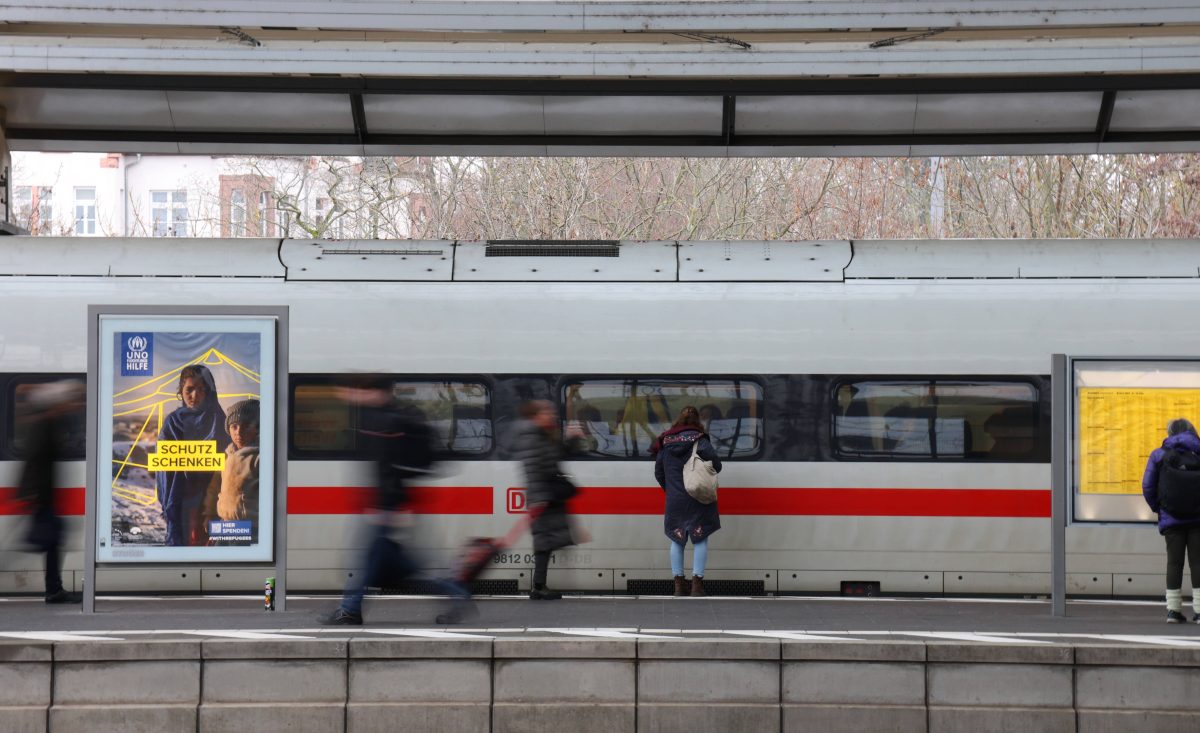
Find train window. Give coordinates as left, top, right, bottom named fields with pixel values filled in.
left=291, top=378, right=492, bottom=458
left=6, top=377, right=86, bottom=460
left=562, top=378, right=763, bottom=459
left=292, top=383, right=357, bottom=455
left=393, top=381, right=492, bottom=455
left=833, top=379, right=1038, bottom=460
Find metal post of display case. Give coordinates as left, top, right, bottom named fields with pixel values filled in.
left=1051, top=353, right=1068, bottom=617
left=84, top=306, right=100, bottom=613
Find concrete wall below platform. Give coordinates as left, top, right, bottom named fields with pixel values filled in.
left=2, top=637, right=1200, bottom=732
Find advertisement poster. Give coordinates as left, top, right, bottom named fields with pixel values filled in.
left=96, top=316, right=276, bottom=563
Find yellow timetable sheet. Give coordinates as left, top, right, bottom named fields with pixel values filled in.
left=1079, top=388, right=1200, bottom=494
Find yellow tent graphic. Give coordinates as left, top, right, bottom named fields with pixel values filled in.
left=111, top=348, right=259, bottom=506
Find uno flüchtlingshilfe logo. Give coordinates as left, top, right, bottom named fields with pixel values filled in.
left=120, top=332, right=153, bottom=376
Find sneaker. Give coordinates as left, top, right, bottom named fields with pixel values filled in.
left=529, top=587, right=562, bottom=601
left=1167, top=610, right=1187, bottom=623
left=44, top=590, right=81, bottom=604
left=317, top=607, right=363, bottom=626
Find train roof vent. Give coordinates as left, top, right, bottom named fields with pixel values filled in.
left=281, top=239, right=452, bottom=281
left=485, top=240, right=620, bottom=257
left=319, top=246, right=443, bottom=257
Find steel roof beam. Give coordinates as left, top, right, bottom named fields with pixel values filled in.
left=10, top=72, right=1200, bottom=96
left=4, top=1, right=1200, bottom=33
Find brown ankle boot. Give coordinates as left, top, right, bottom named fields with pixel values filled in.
left=691, top=576, right=706, bottom=597
left=673, top=576, right=688, bottom=597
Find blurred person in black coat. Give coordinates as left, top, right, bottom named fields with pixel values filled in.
left=17, top=380, right=85, bottom=604
left=318, top=377, right=439, bottom=625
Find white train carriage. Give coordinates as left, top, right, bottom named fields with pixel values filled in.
left=0, top=236, right=1196, bottom=596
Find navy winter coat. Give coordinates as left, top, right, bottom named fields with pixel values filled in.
left=653, top=427, right=722, bottom=545
left=1142, top=431, right=1200, bottom=533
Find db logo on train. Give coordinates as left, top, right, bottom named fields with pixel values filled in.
left=506, top=488, right=528, bottom=514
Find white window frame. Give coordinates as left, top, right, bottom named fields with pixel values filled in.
left=258, top=191, right=270, bottom=237
left=230, top=189, right=246, bottom=237
left=74, top=187, right=97, bottom=235
left=151, top=190, right=188, bottom=237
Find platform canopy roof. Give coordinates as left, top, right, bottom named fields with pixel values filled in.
left=4, top=1, right=1200, bottom=156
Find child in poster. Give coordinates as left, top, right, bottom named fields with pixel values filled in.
left=156, top=364, right=232, bottom=546
left=206, top=399, right=261, bottom=543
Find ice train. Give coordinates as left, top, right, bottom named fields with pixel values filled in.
left=0, top=236, right=1197, bottom=596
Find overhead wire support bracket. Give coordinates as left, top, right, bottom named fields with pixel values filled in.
left=219, top=26, right=262, bottom=47
left=671, top=32, right=751, bottom=50
left=870, top=29, right=946, bottom=49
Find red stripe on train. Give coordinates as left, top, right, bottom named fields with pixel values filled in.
left=568, top=487, right=1050, bottom=517
left=0, top=486, right=1049, bottom=518
left=287, top=486, right=493, bottom=515
left=0, top=487, right=85, bottom=516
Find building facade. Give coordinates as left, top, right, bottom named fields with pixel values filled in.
left=9, top=152, right=423, bottom=239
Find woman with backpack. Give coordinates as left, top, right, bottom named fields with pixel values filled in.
left=1142, top=418, right=1200, bottom=623
left=652, top=405, right=722, bottom=597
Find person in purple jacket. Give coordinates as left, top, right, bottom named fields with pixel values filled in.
left=1142, top=418, right=1200, bottom=623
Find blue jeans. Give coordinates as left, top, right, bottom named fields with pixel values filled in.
left=670, top=537, right=709, bottom=577
left=341, top=521, right=468, bottom=616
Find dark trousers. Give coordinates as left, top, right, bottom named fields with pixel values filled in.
left=1164, top=526, right=1200, bottom=590
left=32, top=509, right=64, bottom=597
left=43, top=543, right=63, bottom=597
left=533, top=551, right=551, bottom=587
left=340, top=519, right=465, bottom=616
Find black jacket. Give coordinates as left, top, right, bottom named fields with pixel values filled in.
left=359, top=404, right=436, bottom=512
left=17, top=413, right=66, bottom=550
left=515, top=421, right=584, bottom=553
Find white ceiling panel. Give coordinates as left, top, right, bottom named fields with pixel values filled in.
left=908, top=142, right=1101, bottom=156
left=542, top=96, right=722, bottom=135
left=0, top=88, right=173, bottom=129
left=365, top=95, right=545, bottom=134
left=1109, top=90, right=1200, bottom=131
left=737, top=95, right=918, bottom=135
left=914, top=92, right=1104, bottom=133
left=164, top=92, right=354, bottom=133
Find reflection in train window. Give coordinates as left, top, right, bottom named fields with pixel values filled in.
left=392, top=381, right=492, bottom=455
left=562, top=378, right=763, bottom=459
left=292, top=383, right=356, bottom=455
left=834, top=380, right=1038, bottom=460
left=7, top=378, right=87, bottom=460
left=291, top=379, right=492, bottom=457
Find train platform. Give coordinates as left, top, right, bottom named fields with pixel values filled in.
left=0, top=593, right=1195, bottom=644
left=3, top=595, right=1200, bottom=732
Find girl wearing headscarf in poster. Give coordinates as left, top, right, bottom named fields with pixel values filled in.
left=156, top=364, right=231, bottom=546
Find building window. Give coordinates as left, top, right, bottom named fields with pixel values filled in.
left=230, top=189, right=246, bottom=237
left=74, top=187, right=97, bottom=235
left=561, top=377, right=764, bottom=459
left=258, top=191, right=271, bottom=237
left=14, top=186, right=33, bottom=227
left=277, top=205, right=290, bottom=238
left=151, top=190, right=188, bottom=237
left=833, top=379, right=1039, bottom=460
left=17, top=186, right=55, bottom=234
